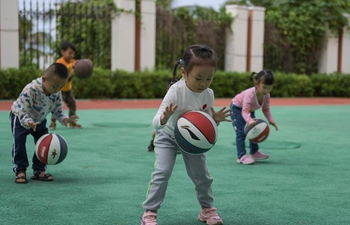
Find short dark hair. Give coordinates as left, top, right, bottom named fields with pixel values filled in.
left=45, top=63, right=69, bottom=79
left=250, top=70, right=275, bottom=85
left=171, top=44, right=217, bottom=83
left=61, top=41, right=75, bottom=52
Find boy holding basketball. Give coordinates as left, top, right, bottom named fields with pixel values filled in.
left=49, top=41, right=82, bottom=129
left=10, top=63, right=79, bottom=183
left=230, top=70, right=278, bottom=165
left=141, top=45, right=231, bottom=225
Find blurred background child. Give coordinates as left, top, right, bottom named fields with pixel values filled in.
left=50, top=41, right=82, bottom=129
left=230, top=70, right=278, bottom=165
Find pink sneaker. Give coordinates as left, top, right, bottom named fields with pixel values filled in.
left=237, top=155, right=255, bottom=165
left=198, top=207, right=223, bottom=225
left=141, top=211, right=158, bottom=225
left=251, top=151, right=269, bottom=160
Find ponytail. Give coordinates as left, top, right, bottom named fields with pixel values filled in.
left=251, top=70, right=275, bottom=85
left=168, top=59, right=182, bottom=89
left=250, top=72, right=257, bottom=82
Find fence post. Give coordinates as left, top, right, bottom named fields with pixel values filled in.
left=140, top=0, right=156, bottom=71
left=112, top=0, right=136, bottom=72
left=248, top=6, right=265, bottom=73
left=225, top=5, right=248, bottom=72
left=0, top=0, right=19, bottom=69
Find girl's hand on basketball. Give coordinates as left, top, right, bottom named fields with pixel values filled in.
left=247, top=119, right=257, bottom=127
left=26, top=121, right=40, bottom=132
left=210, top=107, right=232, bottom=124
left=160, top=103, right=178, bottom=125
left=63, top=116, right=79, bottom=127
left=269, top=121, right=278, bottom=131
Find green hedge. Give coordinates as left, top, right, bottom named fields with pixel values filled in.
left=1, top=68, right=350, bottom=99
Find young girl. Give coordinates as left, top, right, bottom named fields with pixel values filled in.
left=230, top=70, right=278, bottom=165
left=141, top=45, right=231, bottom=225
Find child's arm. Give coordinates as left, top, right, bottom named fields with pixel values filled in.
left=262, top=95, right=278, bottom=130
left=241, top=93, right=256, bottom=125
left=210, top=107, right=232, bottom=124
left=152, top=87, right=177, bottom=129
left=16, top=88, right=36, bottom=129
left=52, top=92, right=69, bottom=126
left=207, top=93, right=231, bottom=124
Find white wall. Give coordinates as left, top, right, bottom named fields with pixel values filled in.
left=341, top=13, right=350, bottom=74
left=318, top=13, right=350, bottom=74
left=0, top=0, right=19, bottom=68
left=112, top=0, right=136, bottom=72
left=140, top=0, right=156, bottom=71
left=225, top=5, right=248, bottom=72
left=249, top=6, right=265, bottom=73
left=318, top=31, right=339, bottom=74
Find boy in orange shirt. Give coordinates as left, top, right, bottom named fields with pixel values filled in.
left=49, top=41, right=82, bottom=129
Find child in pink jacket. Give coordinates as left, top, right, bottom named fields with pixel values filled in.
left=230, top=70, right=278, bottom=165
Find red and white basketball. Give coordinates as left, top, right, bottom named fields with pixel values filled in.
left=174, top=111, right=218, bottom=154
left=35, top=133, right=68, bottom=165
left=244, top=118, right=270, bottom=144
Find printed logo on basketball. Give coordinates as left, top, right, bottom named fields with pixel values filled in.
left=41, top=147, right=46, bottom=158
left=180, top=125, right=200, bottom=141
left=51, top=149, right=58, bottom=159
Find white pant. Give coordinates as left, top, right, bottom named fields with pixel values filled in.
left=142, top=130, right=214, bottom=211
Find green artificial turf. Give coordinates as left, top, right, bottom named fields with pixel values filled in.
left=0, top=105, right=349, bottom=225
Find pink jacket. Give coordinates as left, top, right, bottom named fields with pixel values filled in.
left=231, top=87, right=274, bottom=125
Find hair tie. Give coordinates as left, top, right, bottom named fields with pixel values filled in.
left=179, top=59, right=183, bottom=65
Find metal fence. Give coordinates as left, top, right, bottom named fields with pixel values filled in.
left=18, top=0, right=115, bottom=70
left=155, top=6, right=232, bottom=71
left=18, top=1, right=232, bottom=71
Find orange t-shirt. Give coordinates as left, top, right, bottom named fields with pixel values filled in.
left=56, top=57, right=76, bottom=92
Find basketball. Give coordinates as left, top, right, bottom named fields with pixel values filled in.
left=74, top=59, right=93, bottom=78
left=174, top=111, right=218, bottom=154
left=35, top=133, right=68, bottom=165
left=244, top=118, right=270, bottom=144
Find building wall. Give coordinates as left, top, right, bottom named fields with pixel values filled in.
left=0, top=0, right=19, bottom=68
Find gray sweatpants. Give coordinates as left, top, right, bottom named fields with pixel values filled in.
left=142, top=130, right=214, bottom=211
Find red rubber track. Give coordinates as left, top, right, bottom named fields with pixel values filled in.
left=1, top=98, right=349, bottom=111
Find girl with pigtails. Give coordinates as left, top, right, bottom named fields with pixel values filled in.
left=230, top=70, right=278, bottom=165
left=141, top=44, right=231, bottom=225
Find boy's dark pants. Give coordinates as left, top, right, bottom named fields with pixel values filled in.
left=230, top=103, right=259, bottom=159
left=10, top=112, right=48, bottom=173
left=52, top=89, right=76, bottom=121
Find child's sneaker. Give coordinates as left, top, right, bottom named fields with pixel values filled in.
left=251, top=151, right=269, bottom=160
left=141, top=211, right=158, bottom=225
left=49, top=121, right=56, bottom=130
left=237, top=155, right=255, bottom=165
left=198, top=207, right=223, bottom=225
left=69, top=121, right=82, bottom=129
left=147, top=140, right=155, bottom=152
